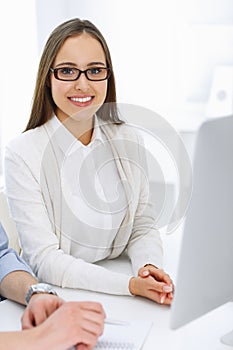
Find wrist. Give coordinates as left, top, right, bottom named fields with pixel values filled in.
left=25, top=283, right=58, bottom=305
left=129, top=277, right=136, bottom=295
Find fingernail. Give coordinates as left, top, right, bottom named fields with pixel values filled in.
left=142, top=270, right=149, bottom=276
left=160, top=295, right=166, bottom=304
left=163, top=285, right=173, bottom=293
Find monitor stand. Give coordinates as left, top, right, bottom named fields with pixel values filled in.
left=221, top=330, right=233, bottom=346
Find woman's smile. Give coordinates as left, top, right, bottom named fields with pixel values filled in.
left=68, top=94, right=94, bottom=107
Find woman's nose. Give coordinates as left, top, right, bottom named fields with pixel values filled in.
left=74, top=72, right=90, bottom=91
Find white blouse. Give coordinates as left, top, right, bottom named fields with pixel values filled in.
left=48, top=116, right=127, bottom=262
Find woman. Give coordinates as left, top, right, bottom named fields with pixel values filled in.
left=4, top=18, right=173, bottom=304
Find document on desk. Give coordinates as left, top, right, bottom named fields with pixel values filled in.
left=94, top=320, right=153, bottom=349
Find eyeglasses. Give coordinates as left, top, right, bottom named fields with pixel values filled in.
left=50, top=67, right=111, bottom=82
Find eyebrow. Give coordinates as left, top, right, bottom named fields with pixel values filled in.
left=55, top=61, right=106, bottom=68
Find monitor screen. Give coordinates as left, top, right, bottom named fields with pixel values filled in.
left=170, top=115, right=233, bottom=346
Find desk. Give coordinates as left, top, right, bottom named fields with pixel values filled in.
left=0, top=292, right=233, bottom=349
left=0, top=228, right=233, bottom=349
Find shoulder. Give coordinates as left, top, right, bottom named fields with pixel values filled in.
left=5, top=125, right=49, bottom=159
left=101, top=121, right=143, bottom=143
left=6, top=126, right=46, bottom=149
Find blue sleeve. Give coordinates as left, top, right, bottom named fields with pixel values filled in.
left=0, top=222, right=33, bottom=284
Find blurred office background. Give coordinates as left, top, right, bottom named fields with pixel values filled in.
left=1, top=0, right=233, bottom=178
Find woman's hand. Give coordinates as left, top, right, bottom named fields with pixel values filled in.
left=129, top=265, right=174, bottom=305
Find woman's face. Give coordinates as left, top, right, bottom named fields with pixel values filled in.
left=50, top=33, right=108, bottom=123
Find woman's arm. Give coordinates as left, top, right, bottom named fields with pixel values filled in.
left=124, top=133, right=174, bottom=303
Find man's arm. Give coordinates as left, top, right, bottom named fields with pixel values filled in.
left=0, top=270, right=38, bottom=305
left=0, top=222, right=37, bottom=304
left=0, top=222, right=63, bottom=327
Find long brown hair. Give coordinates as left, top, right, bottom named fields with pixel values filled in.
left=25, top=18, right=123, bottom=131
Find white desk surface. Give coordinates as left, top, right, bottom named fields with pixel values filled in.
left=0, top=227, right=233, bottom=349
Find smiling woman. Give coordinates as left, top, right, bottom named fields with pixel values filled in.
left=4, top=18, right=174, bottom=305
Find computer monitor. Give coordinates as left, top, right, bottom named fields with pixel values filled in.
left=170, top=115, right=233, bottom=346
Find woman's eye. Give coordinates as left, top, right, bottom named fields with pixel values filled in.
left=89, top=68, right=102, bottom=75
left=60, top=67, right=75, bottom=75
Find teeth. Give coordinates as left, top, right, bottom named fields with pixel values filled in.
left=70, top=97, right=92, bottom=103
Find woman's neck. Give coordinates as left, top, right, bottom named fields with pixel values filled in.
left=59, top=114, right=94, bottom=145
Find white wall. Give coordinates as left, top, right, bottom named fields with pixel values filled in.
left=0, top=0, right=38, bottom=173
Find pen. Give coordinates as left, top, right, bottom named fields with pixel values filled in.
left=105, top=318, right=130, bottom=326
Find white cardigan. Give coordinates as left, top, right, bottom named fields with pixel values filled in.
left=4, top=117, right=163, bottom=295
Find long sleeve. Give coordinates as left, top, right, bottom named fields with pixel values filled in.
left=0, top=222, right=32, bottom=283
left=4, top=146, right=132, bottom=295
